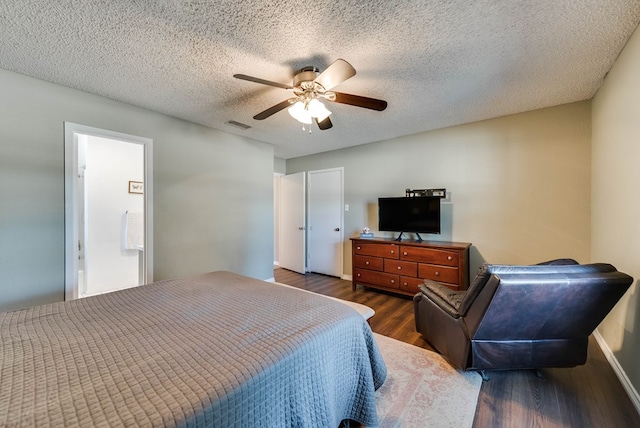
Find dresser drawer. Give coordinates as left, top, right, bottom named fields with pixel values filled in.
left=353, top=269, right=400, bottom=289
left=400, top=246, right=459, bottom=266
left=418, top=264, right=459, bottom=285
left=384, top=259, right=418, bottom=277
left=399, top=276, right=424, bottom=294
left=354, top=255, right=384, bottom=271
left=353, top=242, right=399, bottom=259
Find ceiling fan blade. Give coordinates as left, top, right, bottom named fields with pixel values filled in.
left=315, top=116, right=333, bottom=130
left=314, top=59, right=356, bottom=91
left=331, top=92, right=388, bottom=111
left=234, top=74, right=293, bottom=90
left=253, top=98, right=296, bottom=120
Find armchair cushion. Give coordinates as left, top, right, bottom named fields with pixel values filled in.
left=419, top=280, right=465, bottom=318
left=457, top=264, right=491, bottom=315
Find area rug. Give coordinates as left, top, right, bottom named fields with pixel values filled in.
left=372, top=333, right=482, bottom=428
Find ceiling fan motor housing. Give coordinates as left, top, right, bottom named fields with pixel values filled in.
left=293, top=66, right=320, bottom=87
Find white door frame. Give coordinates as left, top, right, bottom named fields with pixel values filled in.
left=64, top=123, right=153, bottom=300
left=273, top=172, right=284, bottom=267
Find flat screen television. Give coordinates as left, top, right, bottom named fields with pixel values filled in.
left=378, top=196, right=441, bottom=239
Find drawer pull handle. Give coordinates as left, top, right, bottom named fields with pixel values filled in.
left=357, top=273, right=361, bottom=277
left=403, top=252, right=408, bottom=256
left=435, top=272, right=440, bottom=276
left=397, top=266, right=402, bottom=270
left=357, top=246, right=361, bottom=250
left=390, top=250, right=395, bottom=254
left=390, top=280, right=395, bottom=284
left=365, top=261, right=370, bottom=265
left=447, top=256, right=453, bottom=261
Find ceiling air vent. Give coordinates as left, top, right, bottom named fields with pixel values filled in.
left=226, top=120, right=251, bottom=130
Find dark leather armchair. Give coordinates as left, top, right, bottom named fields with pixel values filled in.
left=413, top=259, right=633, bottom=373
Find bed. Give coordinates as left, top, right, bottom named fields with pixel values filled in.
left=0, top=271, right=386, bottom=427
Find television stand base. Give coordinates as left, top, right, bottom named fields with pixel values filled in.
left=394, top=231, right=424, bottom=242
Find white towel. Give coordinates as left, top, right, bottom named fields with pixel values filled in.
left=124, top=212, right=144, bottom=250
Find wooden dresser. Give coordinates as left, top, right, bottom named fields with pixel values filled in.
left=351, top=237, right=471, bottom=296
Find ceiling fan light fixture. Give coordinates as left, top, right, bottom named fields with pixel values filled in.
left=308, top=98, right=332, bottom=121
left=288, top=101, right=312, bottom=124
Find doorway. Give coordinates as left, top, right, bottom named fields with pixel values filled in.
left=308, top=168, right=344, bottom=277
left=64, top=123, right=153, bottom=300
left=275, top=168, right=344, bottom=278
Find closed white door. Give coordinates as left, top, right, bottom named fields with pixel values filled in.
left=308, top=168, right=343, bottom=277
left=279, top=172, right=306, bottom=274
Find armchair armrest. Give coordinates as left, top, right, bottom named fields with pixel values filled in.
left=414, top=280, right=475, bottom=369
left=418, top=280, right=466, bottom=318
left=536, top=258, right=579, bottom=265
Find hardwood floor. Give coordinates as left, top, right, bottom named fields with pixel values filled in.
left=274, top=268, right=640, bottom=428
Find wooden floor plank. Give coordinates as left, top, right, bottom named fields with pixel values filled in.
left=273, top=268, right=640, bottom=428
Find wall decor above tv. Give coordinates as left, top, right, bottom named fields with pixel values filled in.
left=405, top=188, right=446, bottom=198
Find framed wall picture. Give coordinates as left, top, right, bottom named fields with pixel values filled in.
left=128, top=181, right=144, bottom=194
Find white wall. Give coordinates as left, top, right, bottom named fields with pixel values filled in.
left=287, top=101, right=592, bottom=275
left=592, top=22, right=640, bottom=404
left=0, top=68, right=274, bottom=312
left=274, top=157, right=286, bottom=174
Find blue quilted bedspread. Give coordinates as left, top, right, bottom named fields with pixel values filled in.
left=0, top=271, right=387, bottom=427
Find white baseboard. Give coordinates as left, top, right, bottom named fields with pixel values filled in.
left=342, top=274, right=352, bottom=281
left=593, top=328, right=640, bottom=415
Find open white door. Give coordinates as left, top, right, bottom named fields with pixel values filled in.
left=64, top=123, right=153, bottom=300
left=308, top=168, right=343, bottom=277
left=279, top=172, right=306, bottom=274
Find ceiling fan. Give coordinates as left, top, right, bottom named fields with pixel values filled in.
left=234, top=59, right=387, bottom=130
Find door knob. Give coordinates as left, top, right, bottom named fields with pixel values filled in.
left=298, top=226, right=305, bottom=230
left=334, top=227, right=340, bottom=231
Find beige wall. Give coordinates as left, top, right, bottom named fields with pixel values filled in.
left=592, top=23, right=640, bottom=401
left=287, top=101, right=592, bottom=275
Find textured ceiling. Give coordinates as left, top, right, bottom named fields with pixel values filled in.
left=1, top=1, right=639, bottom=159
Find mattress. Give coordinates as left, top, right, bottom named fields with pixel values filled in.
left=0, top=271, right=386, bottom=427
